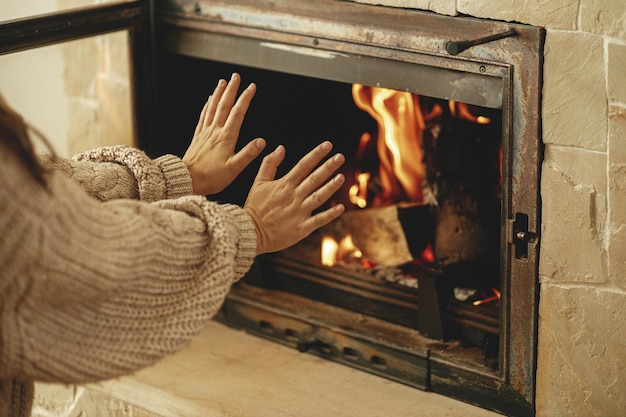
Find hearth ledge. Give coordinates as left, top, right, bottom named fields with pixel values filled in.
left=82, top=321, right=503, bottom=417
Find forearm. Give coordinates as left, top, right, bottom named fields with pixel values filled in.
left=39, top=145, right=193, bottom=202
left=1, top=157, right=255, bottom=384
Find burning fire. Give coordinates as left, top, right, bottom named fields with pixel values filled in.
left=350, top=84, right=426, bottom=208
left=323, top=84, right=499, bottom=280
left=448, top=101, right=491, bottom=125
left=321, top=234, right=363, bottom=267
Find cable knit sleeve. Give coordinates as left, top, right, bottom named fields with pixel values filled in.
left=39, top=145, right=193, bottom=202
left=0, top=141, right=256, bottom=385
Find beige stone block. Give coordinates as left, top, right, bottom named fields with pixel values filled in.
left=609, top=106, right=626, bottom=220
left=608, top=42, right=626, bottom=104
left=347, top=0, right=457, bottom=16
left=69, top=388, right=161, bottom=417
left=580, top=0, right=626, bottom=40
left=539, top=145, right=607, bottom=283
left=457, top=0, right=577, bottom=29
left=536, top=285, right=626, bottom=417
left=61, top=37, right=99, bottom=98
left=65, top=75, right=133, bottom=155
left=542, top=31, right=607, bottom=152
left=66, top=98, right=100, bottom=155
left=95, top=74, right=134, bottom=148
left=609, top=105, right=626, bottom=163
left=104, top=30, right=131, bottom=80
left=32, top=383, right=85, bottom=417
left=608, top=106, right=626, bottom=287
left=609, top=226, right=626, bottom=289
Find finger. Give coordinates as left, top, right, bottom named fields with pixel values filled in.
left=299, top=152, right=345, bottom=197
left=227, top=138, right=267, bottom=175
left=193, top=95, right=212, bottom=137
left=303, top=172, right=345, bottom=212
left=224, top=82, right=256, bottom=134
left=283, top=141, right=334, bottom=186
left=252, top=145, right=285, bottom=185
left=204, top=79, right=227, bottom=128
left=214, top=73, right=242, bottom=126
left=302, top=204, right=346, bottom=233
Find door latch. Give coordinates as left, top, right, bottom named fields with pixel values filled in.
left=507, top=212, right=537, bottom=259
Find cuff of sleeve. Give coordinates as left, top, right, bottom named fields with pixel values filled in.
left=222, top=204, right=258, bottom=279
left=155, top=154, right=194, bottom=199
left=73, top=145, right=166, bottom=202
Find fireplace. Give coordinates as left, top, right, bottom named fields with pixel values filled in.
left=151, top=1, right=543, bottom=416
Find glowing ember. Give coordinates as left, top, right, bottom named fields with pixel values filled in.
left=421, top=245, right=435, bottom=263
left=472, top=288, right=501, bottom=306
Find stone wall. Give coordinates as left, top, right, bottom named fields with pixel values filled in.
left=354, top=1, right=626, bottom=416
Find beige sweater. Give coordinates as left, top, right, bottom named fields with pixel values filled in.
left=0, top=142, right=257, bottom=417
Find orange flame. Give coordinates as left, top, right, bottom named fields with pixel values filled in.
left=348, top=172, right=371, bottom=208
left=352, top=84, right=425, bottom=207
left=449, top=101, right=491, bottom=125
left=321, top=235, right=363, bottom=267
left=321, top=236, right=339, bottom=266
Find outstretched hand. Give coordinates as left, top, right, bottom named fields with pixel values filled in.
left=183, top=73, right=266, bottom=195
left=244, top=141, right=346, bottom=255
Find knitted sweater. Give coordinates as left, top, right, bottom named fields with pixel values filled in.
left=0, top=143, right=257, bottom=417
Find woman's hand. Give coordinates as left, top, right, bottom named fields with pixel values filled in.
left=244, top=141, right=346, bottom=255
left=183, top=73, right=266, bottom=195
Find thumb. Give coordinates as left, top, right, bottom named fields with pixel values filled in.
left=253, top=145, right=285, bottom=184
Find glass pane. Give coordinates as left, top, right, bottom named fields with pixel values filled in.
left=1, top=0, right=122, bottom=23
left=0, top=30, right=134, bottom=158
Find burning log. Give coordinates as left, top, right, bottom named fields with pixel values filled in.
left=423, top=101, right=502, bottom=265
left=322, top=202, right=434, bottom=267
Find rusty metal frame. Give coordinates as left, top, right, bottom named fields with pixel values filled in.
left=154, top=1, right=544, bottom=415
left=0, top=0, right=157, bottom=145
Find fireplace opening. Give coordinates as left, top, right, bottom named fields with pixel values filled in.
left=152, top=2, right=543, bottom=415
left=161, top=51, right=504, bottom=398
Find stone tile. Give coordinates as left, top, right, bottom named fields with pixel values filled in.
left=60, top=37, right=99, bottom=98
left=457, top=0, right=578, bottom=29
left=104, top=30, right=131, bottom=80
left=542, top=31, right=607, bottom=152
left=609, top=226, right=626, bottom=290
left=32, top=384, right=84, bottom=417
left=66, top=98, right=100, bottom=156
left=348, top=0, right=457, bottom=16
left=609, top=106, right=626, bottom=226
left=608, top=42, right=626, bottom=104
left=608, top=106, right=626, bottom=288
left=580, top=0, right=626, bottom=40
left=539, top=145, right=607, bottom=284
left=94, top=74, right=134, bottom=148
left=69, top=389, right=154, bottom=417
left=536, top=285, right=626, bottom=417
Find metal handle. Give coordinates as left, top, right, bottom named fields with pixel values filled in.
left=446, top=28, right=517, bottom=55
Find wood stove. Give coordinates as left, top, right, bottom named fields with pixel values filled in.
left=151, top=1, right=543, bottom=416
